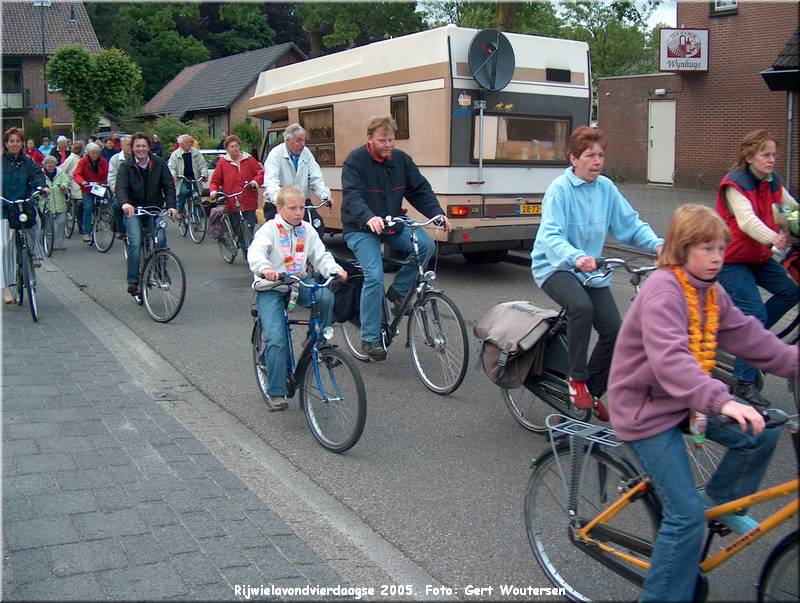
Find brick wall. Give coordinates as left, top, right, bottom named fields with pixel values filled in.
left=22, top=58, right=74, bottom=127
left=599, top=0, right=800, bottom=192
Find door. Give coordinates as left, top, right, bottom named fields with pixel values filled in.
left=647, top=100, right=676, bottom=184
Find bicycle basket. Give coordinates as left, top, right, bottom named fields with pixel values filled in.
left=331, top=255, right=364, bottom=324
left=7, top=200, right=37, bottom=230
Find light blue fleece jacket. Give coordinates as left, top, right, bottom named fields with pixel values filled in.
left=531, top=167, right=663, bottom=287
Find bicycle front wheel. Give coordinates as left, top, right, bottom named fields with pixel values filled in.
left=241, top=220, right=253, bottom=263
left=217, top=216, right=237, bottom=263
left=340, top=319, right=369, bottom=362
left=407, top=292, right=468, bottom=395
left=21, top=249, right=38, bottom=322
left=65, top=200, right=76, bottom=238
left=93, top=206, right=115, bottom=252
left=43, top=213, right=54, bottom=257
left=141, top=250, right=186, bottom=322
left=300, top=346, right=367, bottom=453
left=758, top=530, right=798, bottom=602
left=526, top=446, right=660, bottom=602
left=188, top=198, right=207, bottom=244
left=251, top=320, right=272, bottom=404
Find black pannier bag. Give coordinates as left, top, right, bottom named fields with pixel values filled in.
left=7, top=199, right=37, bottom=230
left=331, top=255, right=364, bottom=324
left=474, top=301, right=558, bottom=389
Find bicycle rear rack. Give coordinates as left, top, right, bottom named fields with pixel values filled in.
left=546, top=414, right=621, bottom=448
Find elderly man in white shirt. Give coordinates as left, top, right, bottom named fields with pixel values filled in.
left=262, top=123, right=330, bottom=236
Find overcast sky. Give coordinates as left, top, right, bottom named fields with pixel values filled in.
left=648, top=0, right=677, bottom=28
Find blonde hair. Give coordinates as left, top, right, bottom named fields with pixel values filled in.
left=366, top=115, right=398, bottom=136
left=657, top=204, right=731, bottom=268
left=275, top=185, right=304, bottom=208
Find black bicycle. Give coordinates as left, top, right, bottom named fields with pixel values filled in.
left=127, top=206, right=186, bottom=323
left=340, top=214, right=469, bottom=395
left=87, top=182, right=115, bottom=253
left=38, top=193, right=56, bottom=257
left=176, top=175, right=208, bottom=244
left=251, top=274, right=367, bottom=452
left=2, top=190, right=45, bottom=321
left=64, top=189, right=79, bottom=239
left=213, top=182, right=257, bottom=264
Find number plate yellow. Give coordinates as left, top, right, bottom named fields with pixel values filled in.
left=519, top=204, right=542, bottom=215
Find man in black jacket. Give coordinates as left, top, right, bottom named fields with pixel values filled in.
left=116, top=132, right=177, bottom=297
left=341, top=115, right=450, bottom=360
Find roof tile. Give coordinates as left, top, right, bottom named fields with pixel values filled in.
left=773, top=30, right=799, bottom=70
left=1, top=1, right=101, bottom=55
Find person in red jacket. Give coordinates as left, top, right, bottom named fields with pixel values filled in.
left=72, top=141, right=109, bottom=242
left=209, top=135, right=264, bottom=253
left=24, top=139, right=45, bottom=166
left=716, top=129, right=798, bottom=407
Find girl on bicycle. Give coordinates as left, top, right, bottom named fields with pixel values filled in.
left=248, top=185, right=347, bottom=411
left=41, top=155, right=71, bottom=251
left=608, top=204, right=798, bottom=602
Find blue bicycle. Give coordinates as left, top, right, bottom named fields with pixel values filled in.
left=251, top=274, right=367, bottom=453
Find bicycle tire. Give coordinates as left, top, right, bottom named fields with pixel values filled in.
left=21, top=249, right=38, bottom=322
left=300, top=346, right=367, bottom=453
left=251, top=321, right=272, bottom=404
left=501, top=386, right=553, bottom=433
left=188, top=198, right=207, bottom=244
left=776, top=313, right=799, bottom=345
left=92, top=206, right=115, bottom=252
left=407, top=291, right=468, bottom=395
left=177, top=215, right=188, bottom=237
left=15, top=250, right=24, bottom=306
left=757, top=530, right=798, bottom=602
left=65, top=199, right=76, bottom=238
left=241, top=220, right=253, bottom=263
left=217, top=215, right=238, bottom=263
left=340, top=319, right=369, bottom=362
left=43, top=212, right=54, bottom=257
left=526, top=445, right=661, bottom=602
left=141, top=250, right=185, bottom=322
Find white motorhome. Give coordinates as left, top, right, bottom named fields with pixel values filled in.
left=249, top=25, right=591, bottom=263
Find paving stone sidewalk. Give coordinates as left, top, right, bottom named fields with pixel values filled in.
left=1, top=292, right=345, bottom=600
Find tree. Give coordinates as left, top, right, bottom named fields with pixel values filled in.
left=209, top=3, right=275, bottom=55
left=152, top=115, right=216, bottom=151
left=418, top=1, right=561, bottom=37
left=47, top=45, right=143, bottom=135
left=232, top=121, right=263, bottom=150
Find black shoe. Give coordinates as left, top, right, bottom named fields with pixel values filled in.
left=734, top=381, right=771, bottom=408
left=127, top=284, right=140, bottom=297
left=360, top=340, right=387, bottom=361
left=386, top=286, right=412, bottom=316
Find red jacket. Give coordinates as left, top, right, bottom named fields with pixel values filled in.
left=25, top=148, right=45, bottom=166
left=72, top=154, right=109, bottom=195
left=210, top=153, right=264, bottom=212
left=716, top=168, right=782, bottom=265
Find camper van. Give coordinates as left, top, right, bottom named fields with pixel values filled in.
left=249, top=25, right=591, bottom=263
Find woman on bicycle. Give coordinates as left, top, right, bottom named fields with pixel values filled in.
left=210, top=135, right=263, bottom=251
left=41, top=156, right=71, bottom=251
left=248, top=185, right=347, bottom=411
left=24, top=138, right=45, bottom=166
left=531, top=126, right=663, bottom=420
left=72, top=141, right=109, bottom=243
left=608, top=204, right=798, bottom=602
left=2, top=128, right=46, bottom=303
left=716, top=129, right=799, bottom=408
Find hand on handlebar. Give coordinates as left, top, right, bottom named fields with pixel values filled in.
left=367, top=216, right=385, bottom=235
left=772, top=231, right=789, bottom=250
left=336, top=268, right=348, bottom=281
left=122, top=203, right=135, bottom=217
left=720, top=399, right=765, bottom=435
left=434, top=214, right=452, bottom=232
left=574, top=256, right=597, bottom=273
left=261, top=268, right=282, bottom=281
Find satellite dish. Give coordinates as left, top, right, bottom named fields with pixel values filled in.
left=468, top=29, right=515, bottom=91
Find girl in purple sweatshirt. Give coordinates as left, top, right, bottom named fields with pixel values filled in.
left=608, top=204, right=797, bottom=602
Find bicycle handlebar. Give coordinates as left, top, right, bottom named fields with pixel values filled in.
left=277, top=273, right=338, bottom=288
left=1, top=188, right=45, bottom=206
left=132, top=206, right=172, bottom=219
left=305, top=198, right=332, bottom=210
left=176, top=175, right=204, bottom=182
left=212, top=181, right=255, bottom=201
left=384, top=214, right=446, bottom=228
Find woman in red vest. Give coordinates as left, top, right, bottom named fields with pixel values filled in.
left=716, top=129, right=798, bottom=407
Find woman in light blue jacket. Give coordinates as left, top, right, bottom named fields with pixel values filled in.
left=531, top=126, right=663, bottom=419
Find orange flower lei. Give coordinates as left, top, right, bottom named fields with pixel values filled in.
left=671, top=266, right=719, bottom=374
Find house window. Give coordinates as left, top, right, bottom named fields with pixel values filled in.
left=710, top=0, right=737, bottom=16
left=390, top=95, right=409, bottom=139
left=472, top=115, right=571, bottom=163
left=2, top=64, right=23, bottom=110
left=300, top=106, right=334, bottom=143
left=307, top=144, right=334, bottom=166
left=208, top=115, right=224, bottom=139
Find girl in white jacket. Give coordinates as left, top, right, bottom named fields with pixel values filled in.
left=248, top=185, right=346, bottom=411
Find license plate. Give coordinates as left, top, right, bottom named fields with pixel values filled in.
left=519, top=203, right=542, bottom=215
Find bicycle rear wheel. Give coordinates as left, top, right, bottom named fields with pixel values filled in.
left=407, top=291, right=468, bottom=395
left=188, top=198, right=207, bottom=243
left=141, top=250, right=185, bottom=322
left=15, top=250, right=24, bottom=306
left=525, top=445, right=660, bottom=602
left=340, top=319, right=369, bottom=362
left=300, top=346, right=367, bottom=453
left=177, top=215, right=188, bottom=237
left=93, top=206, right=115, bottom=252
left=757, top=530, right=798, bottom=602
left=251, top=320, right=272, bottom=403
left=501, top=386, right=553, bottom=433
left=217, top=216, right=237, bottom=263
left=21, top=249, right=38, bottom=322
left=65, top=199, right=76, bottom=238
left=43, top=213, right=54, bottom=257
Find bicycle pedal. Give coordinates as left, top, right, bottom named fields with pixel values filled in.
left=707, top=519, right=731, bottom=536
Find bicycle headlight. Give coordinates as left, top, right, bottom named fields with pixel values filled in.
left=19, top=214, right=28, bottom=223
left=323, top=326, right=335, bottom=340
left=423, top=270, right=436, bottom=282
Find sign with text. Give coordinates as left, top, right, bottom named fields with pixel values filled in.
left=659, top=28, right=709, bottom=72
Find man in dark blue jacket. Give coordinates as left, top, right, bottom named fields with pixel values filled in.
left=341, top=115, right=450, bottom=360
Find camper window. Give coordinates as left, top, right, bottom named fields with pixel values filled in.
left=472, top=115, right=571, bottom=164
left=390, top=95, right=409, bottom=139
left=300, top=106, right=334, bottom=143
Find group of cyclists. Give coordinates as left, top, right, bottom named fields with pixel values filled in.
left=3, top=116, right=798, bottom=600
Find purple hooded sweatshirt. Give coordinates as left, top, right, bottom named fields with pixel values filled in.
left=609, top=268, right=798, bottom=442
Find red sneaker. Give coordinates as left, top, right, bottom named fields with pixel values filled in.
left=593, top=398, right=609, bottom=422
left=568, top=379, right=594, bottom=409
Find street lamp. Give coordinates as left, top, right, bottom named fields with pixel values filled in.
left=33, top=0, right=51, bottom=137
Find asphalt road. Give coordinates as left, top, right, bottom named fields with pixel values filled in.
left=40, top=227, right=798, bottom=601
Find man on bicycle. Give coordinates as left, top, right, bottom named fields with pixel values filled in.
left=167, top=134, right=208, bottom=221
left=116, top=132, right=177, bottom=298
left=263, top=123, right=331, bottom=227
left=341, top=115, right=451, bottom=361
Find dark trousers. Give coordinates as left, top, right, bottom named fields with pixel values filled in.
left=541, top=270, right=622, bottom=396
left=229, top=210, right=257, bottom=251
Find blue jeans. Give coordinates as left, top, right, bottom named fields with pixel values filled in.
left=256, top=279, right=334, bottom=397
left=718, top=260, right=798, bottom=382
left=176, top=181, right=191, bottom=215
left=344, top=228, right=435, bottom=343
left=125, top=215, right=166, bottom=285
left=628, top=412, right=780, bottom=601
left=81, top=193, right=94, bottom=235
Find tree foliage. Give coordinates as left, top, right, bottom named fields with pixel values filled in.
left=47, top=45, right=142, bottom=132
left=232, top=121, right=263, bottom=150
left=151, top=115, right=216, bottom=151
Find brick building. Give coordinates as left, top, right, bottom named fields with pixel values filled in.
left=598, top=0, right=799, bottom=193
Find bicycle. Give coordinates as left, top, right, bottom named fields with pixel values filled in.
left=2, top=190, right=45, bottom=321
left=525, top=410, right=798, bottom=602
left=87, top=182, right=116, bottom=253
left=38, top=193, right=55, bottom=257
left=251, top=274, right=367, bottom=452
left=126, top=206, right=186, bottom=323
left=339, top=214, right=469, bottom=395
left=64, top=189, right=79, bottom=239
left=175, top=175, right=208, bottom=243
left=212, top=182, right=257, bottom=264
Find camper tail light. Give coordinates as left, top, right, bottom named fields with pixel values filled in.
left=448, top=205, right=479, bottom=218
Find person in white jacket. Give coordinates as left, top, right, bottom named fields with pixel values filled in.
left=107, top=135, right=132, bottom=239
left=167, top=135, right=209, bottom=219
left=248, top=185, right=346, bottom=411
left=262, top=124, right=331, bottom=228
